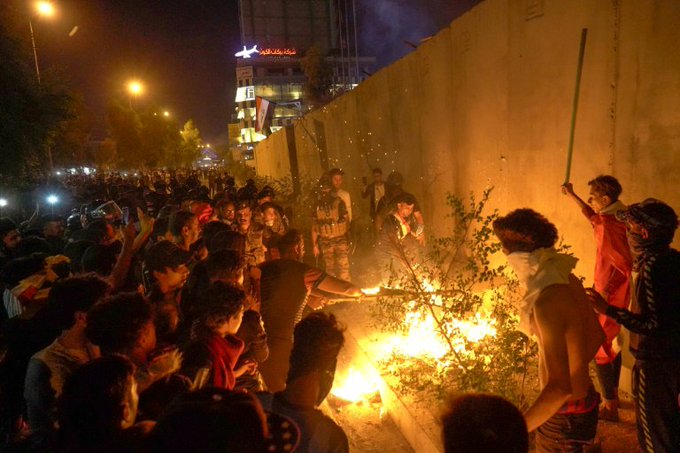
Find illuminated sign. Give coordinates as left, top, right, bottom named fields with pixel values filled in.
left=259, top=48, right=297, bottom=56
left=235, top=45, right=259, bottom=58
left=235, top=45, right=298, bottom=59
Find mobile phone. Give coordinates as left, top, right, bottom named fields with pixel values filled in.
left=122, top=206, right=130, bottom=225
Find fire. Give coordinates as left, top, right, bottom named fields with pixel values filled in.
left=380, top=310, right=450, bottom=359
left=377, top=285, right=498, bottom=362
left=361, top=286, right=381, bottom=296
left=331, top=366, right=381, bottom=403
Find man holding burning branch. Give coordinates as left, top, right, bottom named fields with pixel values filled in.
left=493, top=209, right=604, bottom=451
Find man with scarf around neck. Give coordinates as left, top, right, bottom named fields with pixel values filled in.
left=562, top=175, right=632, bottom=422
left=493, top=209, right=604, bottom=452
left=587, top=199, right=680, bottom=453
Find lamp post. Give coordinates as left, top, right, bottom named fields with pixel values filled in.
left=30, top=1, right=56, bottom=175
left=29, top=1, right=55, bottom=84
left=127, top=80, right=144, bottom=109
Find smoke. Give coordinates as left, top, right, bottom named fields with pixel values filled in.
left=357, top=0, right=481, bottom=70
left=359, top=0, right=436, bottom=68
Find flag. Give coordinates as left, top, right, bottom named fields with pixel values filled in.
left=255, top=96, right=274, bottom=133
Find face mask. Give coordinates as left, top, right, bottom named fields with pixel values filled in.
left=505, top=251, right=539, bottom=287
left=316, top=358, right=337, bottom=406
left=627, top=230, right=668, bottom=256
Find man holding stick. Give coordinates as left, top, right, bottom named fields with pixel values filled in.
left=493, top=209, right=604, bottom=451
left=562, top=176, right=632, bottom=421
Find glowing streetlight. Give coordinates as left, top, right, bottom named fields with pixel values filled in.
left=29, top=1, right=57, bottom=176
left=35, top=1, right=56, bottom=17
left=163, top=111, right=170, bottom=117
left=0, top=198, right=7, bottom=208
left=127, top=80, right=144, bottom=108
left=46, top=195, right=59, bottom=205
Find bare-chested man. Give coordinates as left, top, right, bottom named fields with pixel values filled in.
left=493, top=209, right=604, bottom=452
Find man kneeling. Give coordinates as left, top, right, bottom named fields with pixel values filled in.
left=493, top=209, right=604, bottom=452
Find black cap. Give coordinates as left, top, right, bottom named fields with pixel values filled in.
left=145, top=240, right=193, bottom=273
left=616, top=198, right=679, bottom=233
left=328, top=168, right=344, bottom=177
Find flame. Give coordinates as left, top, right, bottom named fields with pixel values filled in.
left=331, top=367, right=381, bottom=403
left=377, top=284, right=498, bottom=362
left=361, top=287, right=381, bottom=296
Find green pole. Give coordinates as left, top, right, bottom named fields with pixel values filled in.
left=564, top=28, right=588, bottom=185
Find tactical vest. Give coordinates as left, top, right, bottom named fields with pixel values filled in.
left=315, top=198, right=348, bottom=238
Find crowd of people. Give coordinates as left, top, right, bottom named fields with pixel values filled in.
left=0, top=166, right=429, bottom=453
left=0, top=166, right=678, bottom=453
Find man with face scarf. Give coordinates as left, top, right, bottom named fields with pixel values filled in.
left=587, top=198, right=680, bottom=453
left=258, top=312, right=349, bottom=453
left=493, top=209, right=604, bottom=451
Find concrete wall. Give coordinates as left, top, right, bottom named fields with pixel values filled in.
left=253, top=0, right=680, bottom=281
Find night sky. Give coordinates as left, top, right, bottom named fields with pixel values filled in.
left=35, top=0, right=481, bottom=143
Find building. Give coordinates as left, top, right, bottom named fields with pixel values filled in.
left=232, top=0, right=374, bottom=163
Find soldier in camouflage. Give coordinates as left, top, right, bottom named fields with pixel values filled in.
left=234, top=199, right=266, bottom=267
left=312, top=175, right=351, bottom=281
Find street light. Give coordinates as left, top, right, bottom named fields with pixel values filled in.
left=163, top=111, right=170, bottom=117
left=29, top=1, right=57, bottom=175
left=30, top=1, right=56, bottom=85
left=127, top=80, right=144, bottom=108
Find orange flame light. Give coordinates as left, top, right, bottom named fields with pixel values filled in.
left=331, top=367, right=381, bottom=403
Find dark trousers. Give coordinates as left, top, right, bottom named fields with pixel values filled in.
left=595, top=353, right=622, bottom=400
left=535, top=400, right=598, bottom=452
left=632, top=359, right=680, bottom=453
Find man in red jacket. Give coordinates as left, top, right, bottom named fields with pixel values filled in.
left=562, top=175, right=632, bottom=421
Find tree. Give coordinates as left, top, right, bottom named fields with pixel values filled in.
left=300, top=45, right=333, bottom=108
left=139, top=110, right=182, bottom=168
left=171, top=120, right=202, bottom=168
left=105, top=99, right=143, bottom=169
left=0, top=2, right=82, bottom=186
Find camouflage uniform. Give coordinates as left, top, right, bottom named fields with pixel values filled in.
left=314, top=196, right=351, bottom=281
left=242, top=224, right=266, bottom=267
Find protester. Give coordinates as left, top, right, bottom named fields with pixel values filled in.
left=441, top=393, right=528, bottom=453
left=259, top=229, right=362, bottom=392
left=57, top=355, right=151, bottom=452
left=168, top=210, right=200, bottom=252
left=85, top=292, right=181, bottom=392
left=258, top=312, right=349, bottom=453
left=493, top=208, right=604, bottom=451
left=562, top=176, right=632, bottom=421
left=143, top=240, right=192, bottom=345
left=180, top=282, right=255, bottom=390
left=149, top=388, right=277, bottom=453
left=24, top=275, right=109, bottom=438
left=587, top=198, right=680, bottom=453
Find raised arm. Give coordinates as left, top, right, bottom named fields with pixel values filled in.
left=561, top=183, right=595, bottom=218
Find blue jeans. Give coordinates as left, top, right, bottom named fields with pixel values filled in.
left=535, top=391, right=599, bottom=452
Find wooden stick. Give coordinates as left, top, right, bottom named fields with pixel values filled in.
left=564, top=28, right=588, bottom=185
